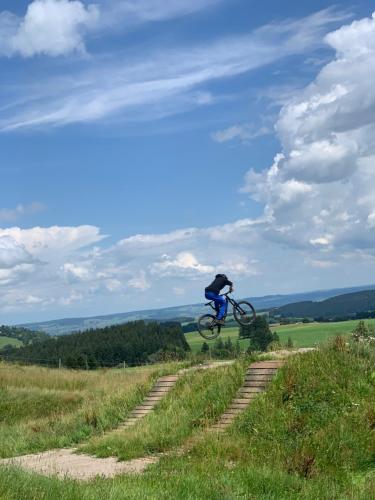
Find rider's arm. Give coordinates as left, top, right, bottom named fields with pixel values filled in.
left=226, top=278, right=233, bottom=291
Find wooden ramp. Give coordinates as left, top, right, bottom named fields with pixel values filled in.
left=111, top=375, right=179, bottom=432
left=211, top=360, right=284, bottom=431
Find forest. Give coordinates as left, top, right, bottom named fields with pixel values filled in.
left=0, top=321, right=190, bottom=369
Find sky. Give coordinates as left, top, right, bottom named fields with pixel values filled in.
left=1, top=0, right=375, bottom=324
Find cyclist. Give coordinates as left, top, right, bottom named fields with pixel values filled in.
left=205, top=274, right=233, bottom=325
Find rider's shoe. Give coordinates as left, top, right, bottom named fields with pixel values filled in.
left=215, top=318, right=225, bottom=326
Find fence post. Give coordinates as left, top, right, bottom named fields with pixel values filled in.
left=59, top=358, right=62, bottom=369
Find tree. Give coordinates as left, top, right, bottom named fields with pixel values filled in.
left=287, top=337, right=294, bottom=348
left=224, top=337, right=234, bottom=353
left=240, top=316, right=278, bottom=352
left=201, top=342, right=210, bottom=354
left=234, top=340, right=241, bottom=357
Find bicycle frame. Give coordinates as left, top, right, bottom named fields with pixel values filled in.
left=206, top=292, right=242, bottom=318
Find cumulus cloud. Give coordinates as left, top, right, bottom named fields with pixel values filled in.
left=150, top=252, right=215, bottom=277
left=242, top=12, right=375, bottom=255
left=0, top=225, right=105, bottom=260
left=0, top=217, right=265, bottom=318
left=0, top=236, right=35, bottom=269
left=0, top=0, right=99, bottom=58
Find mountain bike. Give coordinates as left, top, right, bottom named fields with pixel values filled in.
left=197, top=292, right=256, bottom=340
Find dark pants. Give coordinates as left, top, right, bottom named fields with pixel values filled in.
left=205, top=291, right=227, bottom=320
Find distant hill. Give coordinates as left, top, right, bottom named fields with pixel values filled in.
left=18, top=284, right=375, bottom=336
left=273, top=290, right=375, bottom=319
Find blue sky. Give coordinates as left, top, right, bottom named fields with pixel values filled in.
left=1, top=0, right=375, bottom=324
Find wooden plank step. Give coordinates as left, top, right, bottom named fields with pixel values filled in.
left=130, top=409, right=152, bottom=416
left=148, top=386, right=174, bottom=392
left=247, top=369, right=278, bottom=375
left=133, top=405, right=155, bottom=410
left=244, top=375, right=273, bottom=381
left=222, top=409, right=242, bottom=415
left=229, top=400, right=250, bottom=406
left=148, top=389, right=171, bottom=394
left=153, top=380, right=177, bottom=386
left=232, top=398, right=252, bottom=404
left=242, top=383, right=267, bottom=389
left=239, top=390, right=264, bottom=396
left=157, top=376, right=179, bottom=382
left=218, top=415, right=237, bottom=422
left=228, top=404, right=250, bottom=410
left=143, top=397, right=163, bottom=403
left=250, top=361, right=284, bottom=369
left=243, top=382, right=268, bottom=388
left=238, top=387, right=264, bottom=393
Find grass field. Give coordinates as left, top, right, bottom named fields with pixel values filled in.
left=0, top=360, right=188, bottom=459
left=185, top=319, right=375, bottom=352
left=81, top=361, right=244, bottom=460
left=0, top=336, right=22, bottom=350
left=0, top=345, right=374, bottom=499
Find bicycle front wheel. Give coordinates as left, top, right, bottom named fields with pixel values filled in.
left=233, top=301, right=256, bottom=326
left=197, top=314, right=221, bottom=340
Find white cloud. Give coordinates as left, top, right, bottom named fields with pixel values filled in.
left=62, top=262, right=91, bottom=282
left=150, top=252, right=215, bottom=277
left=0, top=202, right=45, bottom=222
left=242, top=12, right=375, bottom=255
left=211, top=124, right=270, bottom=143
left=1, top=0, right=99, bottom=58
left=0, top=8, right=346, bottom=131
left=103, top=0, right=223, bottom=25
left=0, top=236, right=35, bottom=269
left=128, top=271, right=151, bottom=291
left=0, top=225, right=105, bottom=260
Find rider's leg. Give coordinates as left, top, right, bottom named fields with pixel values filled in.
left=205, top=291, right=227, bottom=320
left=216, top=295, right=227, bottom=320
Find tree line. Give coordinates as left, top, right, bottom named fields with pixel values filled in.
left=0, top=321, right=190, bottom=369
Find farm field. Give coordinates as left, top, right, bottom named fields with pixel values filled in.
left=185, top=318, right=375, bottom=352
left=0, top=336, right=22, bottom=350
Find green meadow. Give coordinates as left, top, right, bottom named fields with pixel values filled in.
left=185, top=319, right=375, bottom=352
left=0, top=336, right=22, bottom=350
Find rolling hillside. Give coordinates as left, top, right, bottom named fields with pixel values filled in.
left=274, top=289, right=375, bottom=319
left=19, top=283, right=375, bottom=336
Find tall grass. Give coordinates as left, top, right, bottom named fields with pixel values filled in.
left=81, top=361, right=245, bottom=460
left=0, top=361, right=188, bottom=458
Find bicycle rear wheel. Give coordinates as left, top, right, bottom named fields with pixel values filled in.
left=233, top=301, right=256, bottom=326
left=197, top=314, right=221, bottom=340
